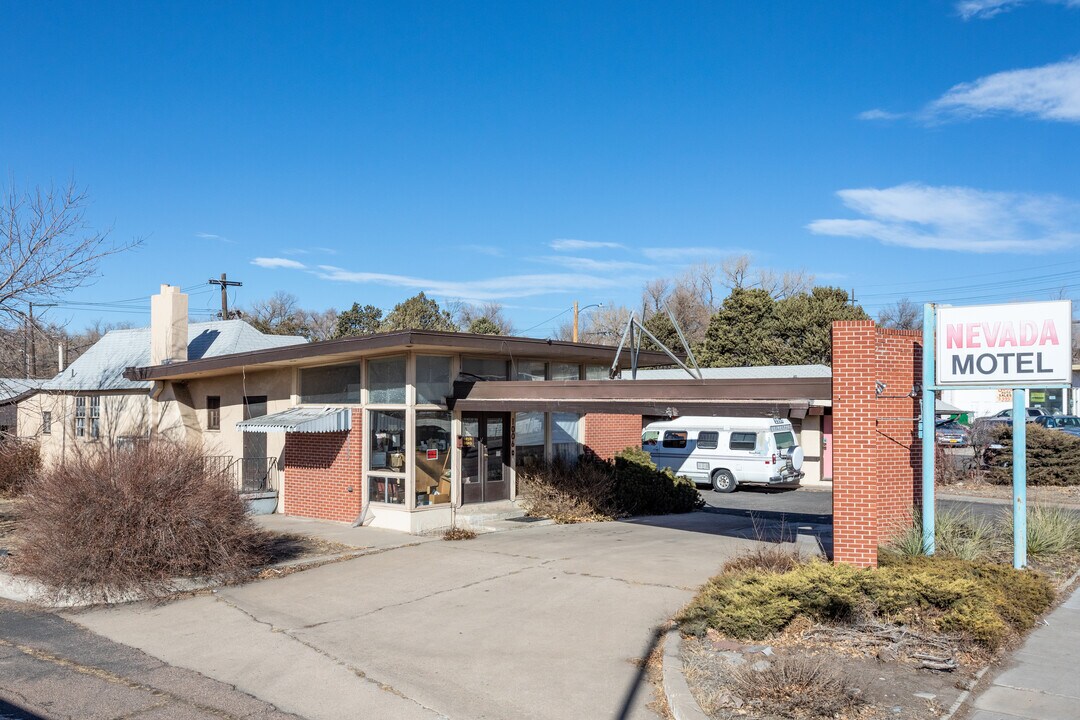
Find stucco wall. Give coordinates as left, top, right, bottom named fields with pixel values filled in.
left=18, top=391, right=151, bottom=465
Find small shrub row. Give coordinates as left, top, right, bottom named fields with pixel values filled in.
left=0, top=439, right=41, bottom=497
left=986, top=424, right=1080, bottom=486
left=14, top=440, right=269, bottom=600
left=678, top=554, right=1054, bottom=650
left=519, top=447, right=703, bottom=522
left=885, top=505, right=1080, bottom=561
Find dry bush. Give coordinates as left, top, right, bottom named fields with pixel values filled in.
left=730, top=656, right=863, bottom=719
left=443, top=526, right=477, bottom=541
left=518, top=457, right=619, bottom=523
left=0, top=439, right=40, bottom=497
left=13, top=441, right=269, bottom=600
left=723, top=544, right=802, bottom=574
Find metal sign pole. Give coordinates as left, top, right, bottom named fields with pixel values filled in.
left=921, top=303, right=936, bottom=554
left=1012, top=388, right=1028, bottom=569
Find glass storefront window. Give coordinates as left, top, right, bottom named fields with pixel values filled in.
left=551, top=363, right=580, bottom=381
left=416, top=411, right=453, bottom=506
left=515, top=411, right=545, bottom=468
left=369, top=356, right=406, bottom=404
left=369, top=475, right=404, bottom=504
left=416, top=356, right=452, bottom=405
left=300, top=364, right=361, bottom=404
left=461, top=357, right=508, bottom=381
left=369, top=410, right=406, bottom=471
left=1029, top=388, right=1065, bottom=416
left=585, top=364, right=610, bottom=380
left=552, top=412, right=583, bottom=462
left=515, top=360, right=546, bottom=381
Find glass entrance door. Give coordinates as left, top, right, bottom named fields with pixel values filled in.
left=461, top=412, right=510, bottom=504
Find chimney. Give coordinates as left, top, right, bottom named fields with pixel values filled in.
left=150, top=284, right=189, bottom=365
left=57, top=343, right=65, bottom=373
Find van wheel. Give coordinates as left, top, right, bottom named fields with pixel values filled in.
left=711, top=469, right=736, bottom=493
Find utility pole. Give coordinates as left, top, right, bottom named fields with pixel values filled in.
left=208, top=273, right=243, bottom=320
left=23, top=305, right=29, bottom=379
left=28, top=302, right=36, bottom=377
left=572, top=301, right=579, bottom=343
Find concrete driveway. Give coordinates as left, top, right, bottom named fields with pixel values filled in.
left=66, top=513, right=771, bottom=720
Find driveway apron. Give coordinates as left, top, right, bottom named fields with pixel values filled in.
left=68, top=513, right=761, bottom=720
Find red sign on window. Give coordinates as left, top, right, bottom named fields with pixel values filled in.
left=426, top=449, right=438, bottom=460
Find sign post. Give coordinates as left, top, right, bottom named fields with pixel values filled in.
left=927, top=300, right=1072, bottom=569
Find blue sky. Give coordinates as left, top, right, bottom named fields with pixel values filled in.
left=3, top=0, right=1079, bottom=334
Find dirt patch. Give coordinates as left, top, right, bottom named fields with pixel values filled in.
left=682, top=630, right=969, bottom=720
left=941, top=481, right=1080, bottom=505
left=0, top=498, right=20, bottom=570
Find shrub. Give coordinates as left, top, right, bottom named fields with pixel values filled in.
left=723, top=544, right=802, bottom=575
left=986, top=424, right=1080, bottom=486
left=730, top=656, right=864, bottom=719
left=13, top=441, right=269, bottom=600
left=611, top=447, right=704, bottom=516
left=443, top=526, right=477, bottom=541
left=0, top=439, right=41, bottom=497
left=519, top=448, right=703, bottom=523
left=518, top=457, right=619, bottom=523
left=678, top=554, right=1054, bottom=651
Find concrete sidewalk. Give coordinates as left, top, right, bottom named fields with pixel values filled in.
left=965, top=582, right=1080, bottom=720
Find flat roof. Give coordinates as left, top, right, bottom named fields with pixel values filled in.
left=123, top=330, right=677, bottom=382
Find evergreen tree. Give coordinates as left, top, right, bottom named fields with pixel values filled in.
left=698, top=288, right=788, bottom=366
left=333, top=303, right=383, bottom=338
left=381, top=292, right=458, bottom=332
left=467, top=316, right=503, bottom=335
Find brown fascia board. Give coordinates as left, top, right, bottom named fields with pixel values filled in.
left=450, top=377, right=832, bottom=404
left=123, top=330, right=680, bottom=382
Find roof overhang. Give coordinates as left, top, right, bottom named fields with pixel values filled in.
left=237, top=407, right=352, bottom=433
left=448, top=378, right=831, bottom=419
left=124, top=331, right=677, bottom=383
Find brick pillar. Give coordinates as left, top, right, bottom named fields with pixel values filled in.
left=832, top=321, right=879, bottom=567
left=831, top=322, right=923, bottom=567
left=583, top=413, right=643, bottom=461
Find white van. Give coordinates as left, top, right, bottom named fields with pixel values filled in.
left=641, top=417, right=804, bottom=493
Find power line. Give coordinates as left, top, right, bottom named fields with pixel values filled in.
left=520, top=306, right=574, bottom=335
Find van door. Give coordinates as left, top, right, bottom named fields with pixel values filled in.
left=653, top=429, right=690, bottom=474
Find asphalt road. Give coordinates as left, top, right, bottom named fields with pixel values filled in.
left=696, top=484, right=1043, bottom=524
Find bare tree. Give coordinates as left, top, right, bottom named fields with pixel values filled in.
left=555, top=303, right=632, bottom=345
left=244, top=291, right=338, bottom=341
left=456, top=301, right=514, bottom=335
left=878, top=298, right=921, bottom=330
left=1, top=181, right=135, bottom=333
left=720, top=254, right=752, bottom=292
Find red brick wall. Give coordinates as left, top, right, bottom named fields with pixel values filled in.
left=583, top=413, right=643, bottom=461
left=282, top=409, right=363, bottom=523
left=832, top=321, right=922, bottom=567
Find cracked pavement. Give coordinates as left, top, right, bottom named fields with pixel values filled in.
left=64, top=513, right=771, bottom=720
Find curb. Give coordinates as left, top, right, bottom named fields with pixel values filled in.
left=661, top=629, right=710, bottom=720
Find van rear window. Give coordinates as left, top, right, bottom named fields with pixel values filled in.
left=662, top=431, right=687, bottom=449
left=697, top=431, right=719, bottom=450
left=729, top=432, right=757, bottom=451
left=773, top=431, right=795, bottom=449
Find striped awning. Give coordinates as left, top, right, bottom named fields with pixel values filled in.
left=236, top=407, right=352, bottom=434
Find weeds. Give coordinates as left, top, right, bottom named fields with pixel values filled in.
left=1005, top=504, right=1080, bottom=558
left=884, top=507, right=999, bottom=561
left=723, top=544, right=802, bottom=574
left=13, top=440, right=269, bottom=600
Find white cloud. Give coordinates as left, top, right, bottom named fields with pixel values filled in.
left=195, top=232, right=234, bottom=243
left=532, top=255, right=653, bottom=272
left=251, top=257, right=308, bottom=269
left=857, top=108, right=905, bottom=121
left=640, top=246, right=745, bottom=261
left=925, top=55, right=1080, bottom=123
left=312, top=265, right=620, bottom=301
left=807, top=183, right=1080, bottom=253
left=461, top=244, right=505, bottom=257
left=549, top=239, right=624, bottom=251
left=956, top=0, right=1080, bottom=20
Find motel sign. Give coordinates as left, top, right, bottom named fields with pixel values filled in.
left=935, top=301, right=1072, bottom=387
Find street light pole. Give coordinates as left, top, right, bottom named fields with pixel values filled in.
left=572, top=301, right=579, bottom=342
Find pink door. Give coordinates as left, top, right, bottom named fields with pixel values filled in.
left=821, top=415, right=833, bottom=481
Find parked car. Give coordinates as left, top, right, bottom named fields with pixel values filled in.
left=642, top=416, right=804, bottom=493
left=1034, top=415, right=1080, bottom=430
left=978, top=407, right=1047, bottom=429
left=935, top=419, right=970, bottom=446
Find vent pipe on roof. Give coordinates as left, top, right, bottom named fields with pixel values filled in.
left=150, top=284, right=189, bottom=366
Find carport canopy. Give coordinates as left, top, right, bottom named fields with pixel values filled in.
left=237, top=406, right=352, bottom=433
